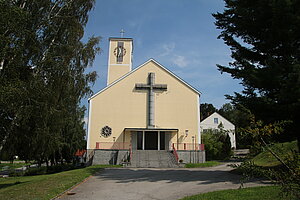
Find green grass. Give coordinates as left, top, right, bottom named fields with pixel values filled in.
left=185, top=161, right=221, bottom=168
left=180, top=186, right=289, bottom=200
left=252, top=141, right=298, bottom=167
left=0, top=165, right=119, bottom=200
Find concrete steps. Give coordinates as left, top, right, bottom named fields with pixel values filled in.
left=130, top=150, right=178, bottom=168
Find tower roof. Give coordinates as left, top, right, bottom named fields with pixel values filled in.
left=109, top=37, right=133, bottom=41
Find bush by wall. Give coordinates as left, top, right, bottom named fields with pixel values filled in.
left=202, top=128, right=233, bottom=160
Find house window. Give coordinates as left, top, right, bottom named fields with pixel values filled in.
left=214, top=118, right=218, bottom=124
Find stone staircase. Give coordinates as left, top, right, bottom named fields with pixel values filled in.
left=130, top=150, right=179, bottom=168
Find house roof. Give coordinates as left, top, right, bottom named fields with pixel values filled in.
left=200, top=112, right=235, bottom=127
left=89, top=58, right=201, bottom=100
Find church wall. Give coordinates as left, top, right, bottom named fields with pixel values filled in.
left=88, top=61, right=201, bottom=149
left=93, top=150, right=130, bottom=165
left=177, top=150, right=205, bottom=164
left=108, top=66, right=131, bottom=84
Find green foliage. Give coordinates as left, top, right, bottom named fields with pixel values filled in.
left=202, top=128, right=233, bottom=160
left=240, top=119, right=290, bottom=156
left=218, top=103, right=253, bottom=148
left=200, top=103, right=217, bottom=121
left=185, top=161, right=220, bottom=168
left=213, top=0, right=300, bottom=145
left=213, top=3, right=300, bottom=189
left=180, top=186, right=285, bottom=200
left=218, top=103, right=250, bottom=128
left=0, top=0, right=100, bottom=164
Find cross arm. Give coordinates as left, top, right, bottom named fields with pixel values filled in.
left=153, top=84, right=167, bottom=91
left=135, top=83, right=150, bottom=90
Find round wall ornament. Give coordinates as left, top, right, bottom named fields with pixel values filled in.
left=101, top=126, right=112, bottom=137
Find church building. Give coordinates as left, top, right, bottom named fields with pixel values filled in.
left=86, top=37, right=205, bottom=167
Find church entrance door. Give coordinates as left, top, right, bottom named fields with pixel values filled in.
left=145, top=131, right=158, bottom=150
left=136, top=131, right=166, bottom=150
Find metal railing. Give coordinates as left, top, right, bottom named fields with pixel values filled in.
left=129, top=144, right=132, bottom=162
left=172, top=143, right=179, bottom=162
left=174, top=143, right=205, bottom=151
left=95, top=142, right=130, bottom=150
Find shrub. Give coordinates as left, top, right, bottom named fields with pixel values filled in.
left=202, top=129, right=232, bottom=160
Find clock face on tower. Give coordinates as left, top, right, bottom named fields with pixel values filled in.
left=114, top=46, right=126, bottom=57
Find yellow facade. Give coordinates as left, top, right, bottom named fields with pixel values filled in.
left=87, top=59, right=201, bottom=150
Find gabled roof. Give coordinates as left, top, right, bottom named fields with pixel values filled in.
left=89, top=58, right=201, bottom=100
left=201, top=112, right=235, bottom=127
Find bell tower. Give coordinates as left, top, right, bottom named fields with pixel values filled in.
left=107, top=37, right=133, bottom=85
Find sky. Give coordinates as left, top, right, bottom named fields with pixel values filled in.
left=82, top=0, right=243, bottom=110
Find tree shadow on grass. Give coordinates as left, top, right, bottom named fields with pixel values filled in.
left=0, top=181, right=28, bottom=189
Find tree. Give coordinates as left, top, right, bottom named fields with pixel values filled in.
left=213, top=0, right=300, bottom=147
left=218, top=103, right=253, bottom=148
left=0, top=0, right=100, bottom=164
left=200, top=103, right=217, bottom=121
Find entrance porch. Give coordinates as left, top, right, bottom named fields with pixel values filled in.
left=124, top=128, right=178, bottom=151
left=90, top=128, right=205, bottom=166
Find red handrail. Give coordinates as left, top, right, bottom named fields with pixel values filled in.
left=172, top=143, right=179, bottom=162
left=173, top=143, right=205, bottom=151
left=129, top=144, right=132, bottom=162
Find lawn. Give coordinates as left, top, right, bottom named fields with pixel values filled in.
left=0, top=165, right=118, bottom=200
left=180, top=186, right=289, bottom=200
left=185, top=161, right=221, bottom=168
left=252, top=140, right=298, bottom=167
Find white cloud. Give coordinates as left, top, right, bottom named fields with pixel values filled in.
left=128, top=20, right=138, bottom=28
left=160, top=43, right=175, bottom=56
left=173, top=55, right=188, bottom=68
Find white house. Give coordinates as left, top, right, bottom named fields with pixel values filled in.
left=200, top=112, right=236, bottom=149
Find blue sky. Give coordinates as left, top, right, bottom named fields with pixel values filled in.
left=82, top=0, right=243, bottom=109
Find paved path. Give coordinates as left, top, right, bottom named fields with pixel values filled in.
left=59, top=162, right=271, bottom=200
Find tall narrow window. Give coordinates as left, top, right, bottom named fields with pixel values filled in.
left=116, top=42, right=124, bottom=62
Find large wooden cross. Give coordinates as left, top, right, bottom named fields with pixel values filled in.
left=135, top=73, right=167, bottom=128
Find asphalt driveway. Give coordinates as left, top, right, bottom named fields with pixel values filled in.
left=58, top=162, right=270, bottom=200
